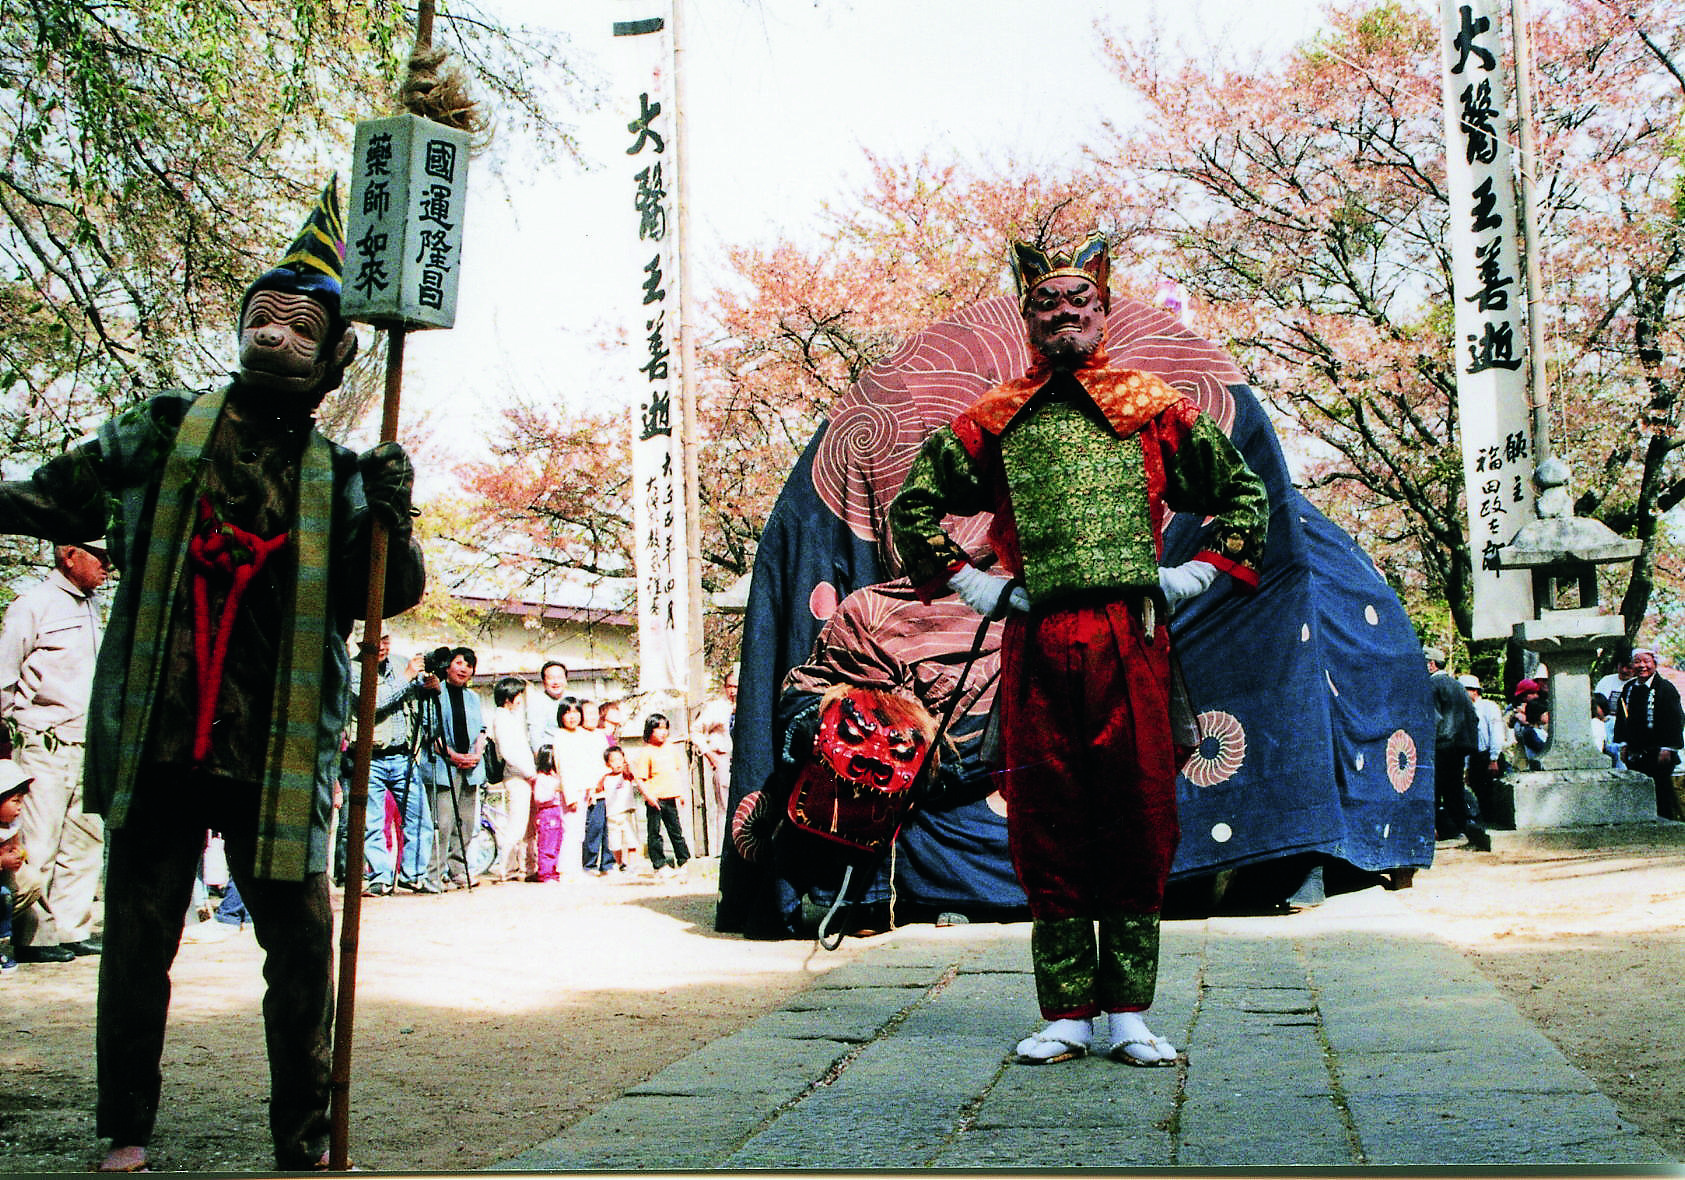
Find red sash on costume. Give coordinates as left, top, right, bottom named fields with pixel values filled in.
left=186, top=496, right=288, bottom=764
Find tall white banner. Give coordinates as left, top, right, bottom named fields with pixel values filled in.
left=613, top=2, right=691, bottom=695
left=1439, top=0, right=1536, bottom=638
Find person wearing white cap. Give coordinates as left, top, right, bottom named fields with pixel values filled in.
left=0, top=541, right=109, bottom=964
left=1425, top=648, right=1490, bottom=850
left=1459, top=674, right=1506, bottom=827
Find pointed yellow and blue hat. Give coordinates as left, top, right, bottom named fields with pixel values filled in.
left=276, top=176, right=346, bottom=283
left=242, top=176, right=347, bottom=320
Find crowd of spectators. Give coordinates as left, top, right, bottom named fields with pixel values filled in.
left=1428, top=643, right=1684, bottom=844
left=2, top=622, right=739, bottom=974
left=334, top=645, right=732, bottom=900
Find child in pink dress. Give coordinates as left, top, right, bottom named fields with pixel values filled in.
left=530, top=747, right=564, bottom=882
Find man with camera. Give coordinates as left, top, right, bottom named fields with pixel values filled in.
left=349, top=633, right=440, bottom=895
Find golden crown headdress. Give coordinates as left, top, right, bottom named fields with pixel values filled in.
left=1011, top=233, right=1111, bottom=312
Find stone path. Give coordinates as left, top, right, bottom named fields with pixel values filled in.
left=496, top=887, right=1670, bottom=1169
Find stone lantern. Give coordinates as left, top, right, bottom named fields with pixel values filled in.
left=1494, top=458, right=1657, bottom=825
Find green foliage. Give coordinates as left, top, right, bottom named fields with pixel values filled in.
left=0, top=0, right=588, bottom=590
left=2, top=0, right=410, bottom=400
left=1462, top=637, right=1509, bottom=695
left=1352, top=0, right=1415, bottom=54
left=1408, top=597, right=1458, bottom=659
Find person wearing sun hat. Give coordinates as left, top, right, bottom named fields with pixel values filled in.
left=1425, top=649, right=1490, bottom=851
left=0, top=179, right=426, bottom=1172
left=890, top=233, right=1268, bottom=1069
left=0, top=539, right=110, bottom=966
left=1459, top=673, right=1507, bottom=827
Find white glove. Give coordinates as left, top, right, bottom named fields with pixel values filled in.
left=948, top=564, right=1030, bottom=617
left=1158, top=559, right=1219, bottom=611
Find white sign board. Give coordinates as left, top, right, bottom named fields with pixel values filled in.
left=1439, top=0, right=1536, bottom=638
left=342, top=113, right=470, bottom=330
left=614, top=4, right=694, bottom=695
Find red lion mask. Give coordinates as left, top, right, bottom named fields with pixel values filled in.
left=785, top=685, right=937, bottom=854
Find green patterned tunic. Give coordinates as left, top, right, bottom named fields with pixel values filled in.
left=891, top=371, right=1267, bottom=603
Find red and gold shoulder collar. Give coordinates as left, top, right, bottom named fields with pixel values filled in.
left=960, top=349, right=1184, bottom=438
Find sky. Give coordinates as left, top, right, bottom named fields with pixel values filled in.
left=394, top=0, right=1433, bottom=485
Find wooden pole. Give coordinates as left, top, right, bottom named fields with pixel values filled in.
left=328, top=326, right=407, bottom=1170
left=671, top=0, right=710, bottom=848
left=328, top=6, right=435, bottom=1166
left=1510, top=0, right=1553, bottom=464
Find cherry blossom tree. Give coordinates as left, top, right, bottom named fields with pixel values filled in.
left=461, top=0, right=1685, bottom=668
left=457, top=160, right=1116, bottom=665
left=697, top=157, right=1120, bottom=577
left=1093, top=0, right=1685, bottom=644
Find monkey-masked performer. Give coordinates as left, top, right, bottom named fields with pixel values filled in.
left=889, top=235, right=1267, bottom=1067
left=730, top=578, right=1010, bottom=941
left=0, top=181, right=425, bottom=1172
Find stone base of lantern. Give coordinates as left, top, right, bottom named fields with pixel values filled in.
left=1496, top=766, right=1668, bottom=829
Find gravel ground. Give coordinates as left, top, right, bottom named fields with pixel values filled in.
left=2, top=831, right=1680, bottom=1172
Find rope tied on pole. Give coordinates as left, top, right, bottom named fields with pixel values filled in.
left=399, top=47, right=491, bottom=141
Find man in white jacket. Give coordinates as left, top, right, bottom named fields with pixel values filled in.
left=0, top=541, right=109, bottom=963
left=490, top=677, right=539, bottom=882
left=1460, top=674, right=1506, bottom=828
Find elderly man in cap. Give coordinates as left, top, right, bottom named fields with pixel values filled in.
left=1613, top=648, right=1683, bottom=821
left=0, top=539, right=110, bottom=965
left=891, top=233, right=1269, bottom=1068
left=1426, top=648, right=1490, bottom=850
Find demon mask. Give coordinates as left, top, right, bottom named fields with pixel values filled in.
left=785, top=685, right=937, bottom=854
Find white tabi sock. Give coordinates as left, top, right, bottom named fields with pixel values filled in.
left=1108, top=1010, right=1177, bottom=1063
left=1015, top=1017, right=1093, bottom=1061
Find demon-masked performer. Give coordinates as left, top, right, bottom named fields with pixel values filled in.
left=0, top=181, right=424, bottom=1172
left=889, top=235, right=1267, bottom=1067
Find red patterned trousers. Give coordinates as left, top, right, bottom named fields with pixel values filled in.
left=999, top=597, right=1181, bottom=1018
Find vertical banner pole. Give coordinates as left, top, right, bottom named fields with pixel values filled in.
left=1508, top=0, right=1553, bottom=464
left=617, top=2, right=695, bottom=716
left=670, top=0, right=710, bottom=847
left=1438, top=0, right=1536, bottom=638
left=330, top=0, right=478, bottom=1158
left=329, top=326, right=406, bottom=1170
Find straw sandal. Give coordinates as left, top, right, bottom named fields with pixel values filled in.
left=1108, top=1035, right=1180, bottom=1067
